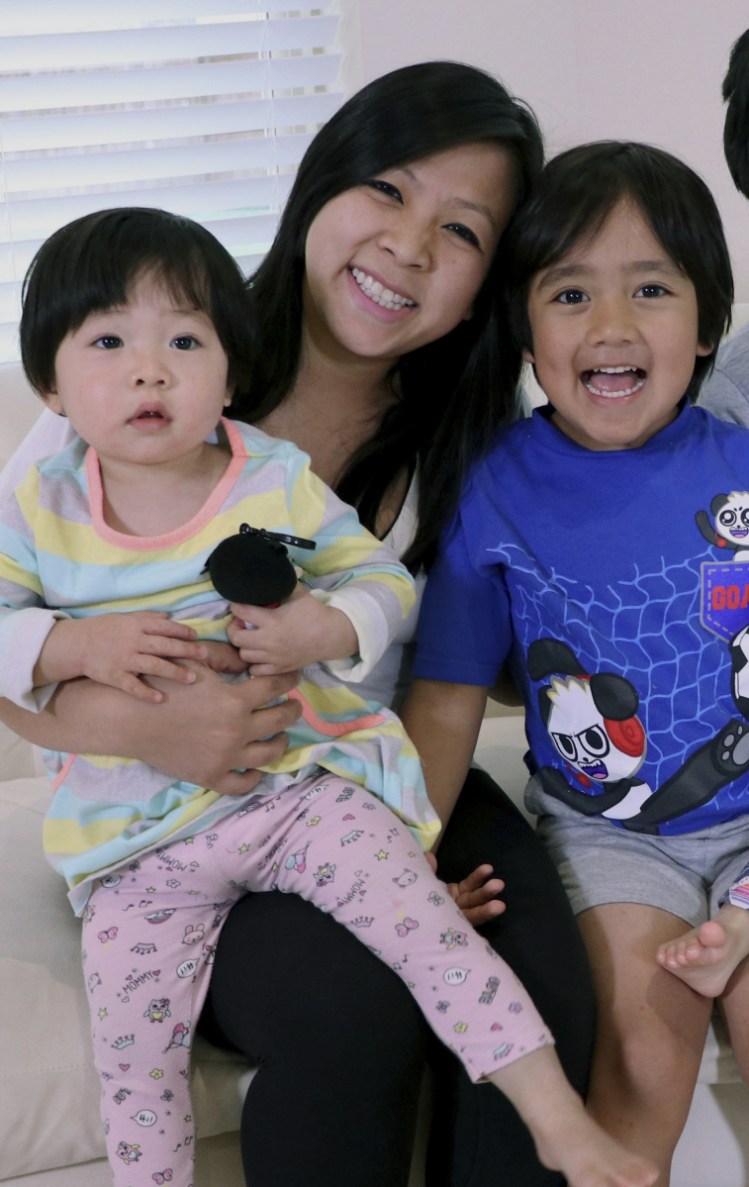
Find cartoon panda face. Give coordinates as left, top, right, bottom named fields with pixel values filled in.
left=715, top=493, right=749, bottom=546
left=545, top=678, right=644, bottom=784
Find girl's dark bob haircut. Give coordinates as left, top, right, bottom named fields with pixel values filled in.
left=505, top=141, right=734, bottom=402
left=21, top=207, right=254, bottom=396
left=231, top=60, right=544, bottom=571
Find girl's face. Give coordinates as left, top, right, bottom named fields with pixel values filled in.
left=302, top=141, right=517, bottom=368
left=45, top=271, right=233, bottom=467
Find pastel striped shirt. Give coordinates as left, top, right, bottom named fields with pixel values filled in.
left=0, top=418, right=438, bottom=909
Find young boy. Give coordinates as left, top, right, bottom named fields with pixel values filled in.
left=0, top=207, right=655, bottom=1187
left=403, top=141, right=749, bottom=1182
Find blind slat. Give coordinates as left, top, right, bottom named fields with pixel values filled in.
left=2, top=16, right=340, bottom=73
left=0, top=208, right=277, bottom=273
left=0, top=211, right=280, bottom=310
left=3, top=134, right=315, bottom=195
left=3, top=0, right=313, bottom=35
left=0, top=3, right=342, bottom=364
left=0, top=55, right=341, bottom=113
left=0, top=93, right=341, bottom=153
left=0, top=174, right=297, bottom=240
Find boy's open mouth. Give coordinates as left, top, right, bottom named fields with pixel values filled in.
left=582, top=366, right=646, bottom=398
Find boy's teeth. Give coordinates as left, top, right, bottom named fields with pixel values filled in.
left=351, top=267, right=415, bottom=310
left=584, top=366, right=645, bottom=398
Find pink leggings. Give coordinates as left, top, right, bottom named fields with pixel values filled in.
left=82, top=773, right=551, bottom=1185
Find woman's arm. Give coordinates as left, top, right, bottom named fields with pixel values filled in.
left=0, top=662, right=302, bottom=795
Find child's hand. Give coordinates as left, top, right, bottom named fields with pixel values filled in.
left=75, top=612, right=209, bottom=702
left=227, top=585, right=358, bottom=674
left=199, top=640, right=249, bottom=676
left=426, top=853, right=506, bottom=926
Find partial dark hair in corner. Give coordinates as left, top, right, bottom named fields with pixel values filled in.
left=21, top=207, right=254, bottom=396
left=228, top=61, right=543, bottom=571
left=504, top=141, right=734, bottom=402
left=723, top=29, right=749, bottom=199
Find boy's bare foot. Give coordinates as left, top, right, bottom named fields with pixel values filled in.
left=656, top=908, right=749, bottom=998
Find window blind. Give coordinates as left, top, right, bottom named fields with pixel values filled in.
left=0, top=1, right=342, bottom=363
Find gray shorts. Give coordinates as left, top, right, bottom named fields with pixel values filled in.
left=530, top=782, right=749, bottom=927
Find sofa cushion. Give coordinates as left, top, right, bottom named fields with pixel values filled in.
left=0, top=775, right=253, bottom=1180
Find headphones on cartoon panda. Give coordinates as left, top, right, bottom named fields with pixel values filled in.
left=527, top=637, right=646, bottom=758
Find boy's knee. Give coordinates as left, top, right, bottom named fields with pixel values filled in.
left=596, top=1014, right=704, bottom=1096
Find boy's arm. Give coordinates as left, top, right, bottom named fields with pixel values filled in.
left=403, top=678, right=510, bottom=925
left=401, top=677, right=489, bottom=837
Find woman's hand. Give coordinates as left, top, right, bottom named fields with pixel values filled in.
left=139, top=663, right=304, bottom=793
left=227, top=584, right=358, bottom=674
left=0, top=662, right=302, bottom=796
left=425, top=852, right=506, bottom=926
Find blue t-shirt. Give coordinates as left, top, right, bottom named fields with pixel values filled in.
left=414, top=404, right=749, bottom=836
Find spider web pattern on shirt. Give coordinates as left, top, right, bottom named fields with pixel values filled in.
left=496, top=543, right=737, bottom=793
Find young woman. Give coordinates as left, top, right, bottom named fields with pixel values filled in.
left=0, top=62, right=595, bottom=1187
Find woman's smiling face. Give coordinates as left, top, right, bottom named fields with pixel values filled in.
left=301, top=141, right=518, bottom=367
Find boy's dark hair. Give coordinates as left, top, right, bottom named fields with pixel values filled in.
left=723, top=29, right=749, bottom=198
left=228, top=61, right=543, bottom=570
left=505, top=141, right=734, bottom=402
left=21, top=207, right=254, bottom=397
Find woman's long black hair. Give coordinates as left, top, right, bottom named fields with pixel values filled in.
left=229, top=61, right=543, bottom=570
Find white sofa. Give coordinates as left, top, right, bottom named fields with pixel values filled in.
left=1, top=360, right=748, bottom=1187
